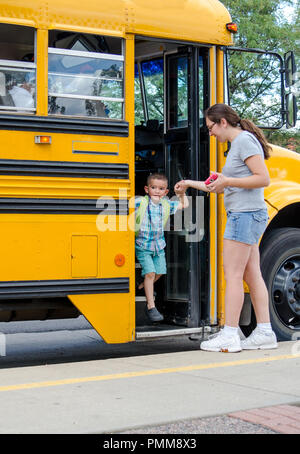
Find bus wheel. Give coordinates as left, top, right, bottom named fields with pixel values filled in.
left=260, top=227, right=300, bottom=341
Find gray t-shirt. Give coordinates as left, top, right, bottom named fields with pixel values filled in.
left=222, top=130, right=267, bottom=212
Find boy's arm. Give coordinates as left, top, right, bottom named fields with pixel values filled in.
left=174, top=190, right=189, bottom=210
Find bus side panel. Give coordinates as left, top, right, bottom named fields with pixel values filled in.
left=69, top=292, right=134, bottom=343
left=0, top=215, right=131, bottom=278
left=0, top=130, right=129, bottom=168
left=0, top=213, right=135, bottom=342
left=68, top=223, right=135, bottom=344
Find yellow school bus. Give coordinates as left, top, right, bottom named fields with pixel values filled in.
left=0, top=0, right=298, bottom=343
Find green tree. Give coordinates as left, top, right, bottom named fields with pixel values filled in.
left=222, top=0, right=299, bottom=152
left=222, top=0, right=298, bottom=49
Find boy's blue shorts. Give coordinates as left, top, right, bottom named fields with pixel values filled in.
left=136, top=244, right=167, bottom=276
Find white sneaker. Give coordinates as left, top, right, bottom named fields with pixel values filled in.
left=241, top=328, right=278, bottom=350
left=200, top=329, right=242, bottom=353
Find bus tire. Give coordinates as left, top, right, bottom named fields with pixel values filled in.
left=260, top=227, right=300, bottom=341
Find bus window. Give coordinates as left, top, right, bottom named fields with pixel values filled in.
left=48, top=31, right=124, bottom=119
left=0, top=24, right=36, bottom=113
left=167, top=56, right=188, bottom=129
left=140, top=59, right=164, bottom=122
left=134, top=63, right=145, bottom=125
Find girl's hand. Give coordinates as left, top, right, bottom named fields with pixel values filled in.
left=206, top=173, right=227, bottom=193
left=174, top=180, right=189, bottom=194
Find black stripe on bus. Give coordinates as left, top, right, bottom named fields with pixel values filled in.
left=72, top=150, right=119, bottom=156
left=0, top=114, right=129, bottom=137
left=0, top=159, right=129, bottom=179
left=0, top=198, right=129, bottom=214
left=0, top=278, right=129, bottom=299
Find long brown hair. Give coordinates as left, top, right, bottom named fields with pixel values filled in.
left=205, top=104, right=271, bottom=160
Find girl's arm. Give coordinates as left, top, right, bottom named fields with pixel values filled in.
left=208, top=155, right=270, bottom=193
left=174, top=179, right=209, bottom=193
left=227, top=154, right=270, bottom=188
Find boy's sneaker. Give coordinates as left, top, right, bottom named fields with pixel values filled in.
left=200, top=329, right=242, bottom=353
left=241, top=327, right=278, bottom=350
left=145, top=306, right=164, bottom=322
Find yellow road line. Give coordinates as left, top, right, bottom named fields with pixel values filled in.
left=1, top=353, right=299, bottom=393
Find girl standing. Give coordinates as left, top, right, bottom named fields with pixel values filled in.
left=175, top=103, right=277, bottom=352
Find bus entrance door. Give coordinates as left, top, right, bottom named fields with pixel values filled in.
left=164, top=47, right=205, bottom=328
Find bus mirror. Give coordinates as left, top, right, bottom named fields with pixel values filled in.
left=284, top=51, right=296, bottom=87
left=285, top=93, right=297, bottom=128
left=226, top=48, right=284, bottom=129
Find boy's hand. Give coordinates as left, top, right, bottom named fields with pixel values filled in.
left=174, top=187, right=185, bottom=196
left=174, top=181, right=189, bottom=209
left=174, top=180, right=188, bottom=194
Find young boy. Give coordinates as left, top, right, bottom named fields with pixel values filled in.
left=135, top=173, right=189, bottom=322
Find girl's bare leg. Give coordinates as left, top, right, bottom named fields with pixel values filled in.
left=243, top=244, right=270, bottom=323
left=223, top=239, right=252, bottom=327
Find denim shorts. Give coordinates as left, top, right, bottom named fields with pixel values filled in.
left=224, top=209, right=269, bottom=245
left=135, top=244, right=167, bottom=276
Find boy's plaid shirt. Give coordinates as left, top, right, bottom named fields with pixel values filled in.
left=135, top=197, right=179, bottom=253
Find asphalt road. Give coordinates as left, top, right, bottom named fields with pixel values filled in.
left=0, top=316, right=299, bottom=435
left=0, top=316, right=203, bottom=367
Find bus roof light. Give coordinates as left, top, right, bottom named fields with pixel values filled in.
left=35, top=135, right=52, bottom=144
left=226, top=22, right=238, bottom=34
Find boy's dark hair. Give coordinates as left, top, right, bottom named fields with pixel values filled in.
left=146, top=173, right=168, bottom=186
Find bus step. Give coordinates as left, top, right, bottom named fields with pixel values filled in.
left=135, top=296, right=147, bottom=302
left=136, top=326, right=211, bottom=340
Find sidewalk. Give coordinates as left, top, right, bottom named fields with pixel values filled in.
left=122, top=404, right=300, bottom=434
left=1, top=332, right=300, bottom=434
left=229, top=403, right=300, bottom=434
